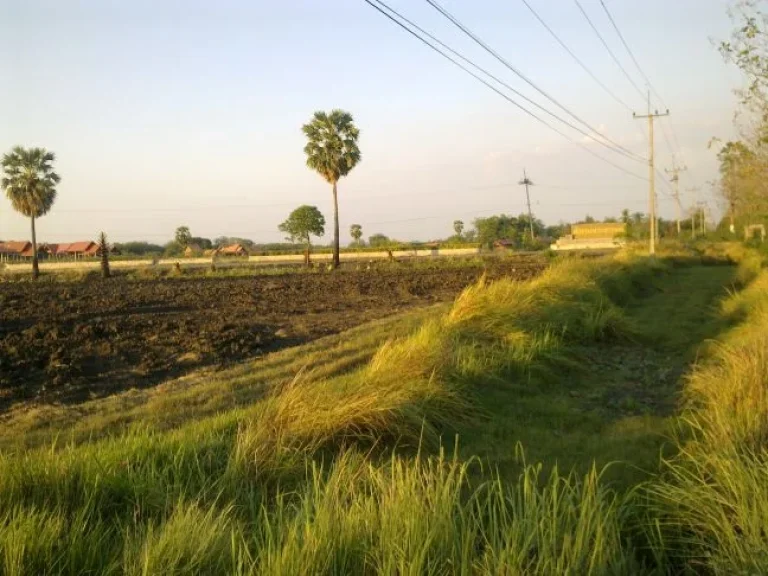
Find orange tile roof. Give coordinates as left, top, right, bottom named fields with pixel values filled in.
left=0, top=241, right=31, bottom=254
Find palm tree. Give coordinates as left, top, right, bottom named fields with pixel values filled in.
left=1, top=147, right=60, bottom=279
left=98, top=231, right=111, bottom=279
left=302, top=110, right=361, bottom=268
left=350, top=223, right=363, bottom=246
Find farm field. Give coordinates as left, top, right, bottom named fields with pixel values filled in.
left=1, top=248, right=766, bottom=574
left=0, top=259, right=543, bottom=410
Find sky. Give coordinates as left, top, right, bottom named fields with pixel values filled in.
left=0, top=0, right=745, bottom=245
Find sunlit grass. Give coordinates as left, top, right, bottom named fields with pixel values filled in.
left=1, top=249, right=766, bottom=574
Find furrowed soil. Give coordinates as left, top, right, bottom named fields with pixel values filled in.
left=0, top=261, right=543, bottom=409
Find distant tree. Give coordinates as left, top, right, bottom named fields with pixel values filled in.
left=1, top=146, right=60, bottom=279
left=473, top=214, right=545, bottom=248
left=453, top=220, right=465, bottom=238
left=545, top=222, right=568, bottom=240
left=163, top=241, right=184, bottom=258
left=303, top=109, right=361, bottom=269
left=190, top=236, right=213, bottom=250
left=620, top=209, right=631, bottom=225
left=368, top=233, right=391, bottom=248
left=279, top=205, right=326, bottom=266
left=350, top=223, right=363, bottom=246
left=583, top=214, right=596, bottom=223
left=115, top=241, right=164, bottom=256
left=97, top=231, right=111, bottom=278
left=603, top=216, right=618, bottom=223
left=175, top=226, right=192, bottom=247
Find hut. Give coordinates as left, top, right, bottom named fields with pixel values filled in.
left=219, top=243, right=248, bottom=257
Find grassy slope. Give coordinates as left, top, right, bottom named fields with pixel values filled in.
left=457, top=265, right=736, bottom=489
left=0, top=305, right=444, bottom=450
left=1, top=250, right=763, bottom=574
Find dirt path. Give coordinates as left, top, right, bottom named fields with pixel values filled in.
left=459, top=264, right=737, bottom=489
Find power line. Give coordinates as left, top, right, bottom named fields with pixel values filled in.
left=362, top=0, right=649, bottom=181
left=573, top=0, right=646, bottom=101
left=364, top=0, right=643, bottom=166
left=598, top=0, right=667, bottom=109
left=592, top=2, right=704, bottom=196
left=47, top=180, right=654, bottom=216
left=424, top=0, right=645, bottom=163
left=518, top=0, right=634, bottom=113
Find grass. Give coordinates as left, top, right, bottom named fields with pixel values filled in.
left=644, top=267, right=768, bottom=574
left=0, top=246, right=765, bottom=574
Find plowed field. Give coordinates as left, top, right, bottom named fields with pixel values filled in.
left=0, top=262, right=543, bottom=409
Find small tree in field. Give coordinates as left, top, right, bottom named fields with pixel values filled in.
left=302, top=110, right=361, bottom=269
left=279, top=205, right=325, bottom=267
left=175, top=226, right=192, bottom=248
left=453, top=220, right=464, bottom=239
left=98, top=231, right=111, bottom=278
left=1, top=146, right=60, bottom=279
left=350, top=223, right=363, bottom=246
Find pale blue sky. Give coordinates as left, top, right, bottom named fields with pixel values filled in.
left=1, top=0, right=743, bottom=244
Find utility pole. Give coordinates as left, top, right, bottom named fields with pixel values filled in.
left=698, top=202, right=707, bottom=235
left=665, top=161, right=687, bottom=236
left=687, top=187, right=700, bottom=239
left=633, top=93, right=669, bottom=255
left=519, top=169, right=535, bottom=240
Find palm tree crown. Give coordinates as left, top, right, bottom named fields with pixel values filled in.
left=1, top=146, right=60, bottom=218
left=303, top=110, right=361, bottom=184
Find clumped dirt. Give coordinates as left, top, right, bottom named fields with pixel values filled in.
left=0, top=261, right=543, bottom=409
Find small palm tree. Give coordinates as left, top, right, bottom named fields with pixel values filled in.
left=98, top=231, right=111, bottom=278
left=350, top=223, right=363, bottom=247
left=303, top=110, right=361, bottom=268
left=1, top=146, right=60, bottom=279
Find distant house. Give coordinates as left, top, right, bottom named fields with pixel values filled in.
left=493, top=239, right=517, bottom=250
left=0, top=241, right=33, bottom=262
left=51, top=241, right=99, bottom=259
left=551, top=223, right=626, bottom=251
left=218, top=243, right=248, bottom=257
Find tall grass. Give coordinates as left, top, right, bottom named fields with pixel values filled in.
left=233, top=256, right=656, bottom=481
left=646, top=268, right=768, bottom=574
left=3, top=253, right=764, bottom=574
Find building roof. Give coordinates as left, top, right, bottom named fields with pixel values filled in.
left=66, top=241, right=97, bottom=253
left=219, top=243, right=247, bottom=254
left=0, top=241, right=31, bottom=255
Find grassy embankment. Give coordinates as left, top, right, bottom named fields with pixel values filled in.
left=0, top=246, right=765, bottom=574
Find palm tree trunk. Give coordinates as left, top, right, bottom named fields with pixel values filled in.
left=332, top=181, right=340, bottom=269
left=30, top=216, right=39, bottom=280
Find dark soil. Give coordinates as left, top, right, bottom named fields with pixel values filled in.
left=0, top=262, right=544, bottom=409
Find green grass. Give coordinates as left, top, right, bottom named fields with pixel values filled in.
left=0, top=248, right=765, bottom=574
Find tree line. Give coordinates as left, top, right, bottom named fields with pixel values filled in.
left=713, top=1, right=768, bottom=238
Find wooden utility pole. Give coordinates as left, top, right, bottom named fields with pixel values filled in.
left=519, top=169, right=536, bottom=240
left=687, top=187, right=700, bottom=238
left=634, top=94, right=669, bottom=255
left=665, top=161, right=687, bottom=236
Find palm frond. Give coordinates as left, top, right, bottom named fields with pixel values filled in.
left=1, top=146, right=59, bottom=218
left=302, top=110, right=361, bottom=184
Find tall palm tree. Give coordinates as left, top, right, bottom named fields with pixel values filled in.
left=1, top=147, right=60, bottom=279
left=302, top=110, right=361, bottom=268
